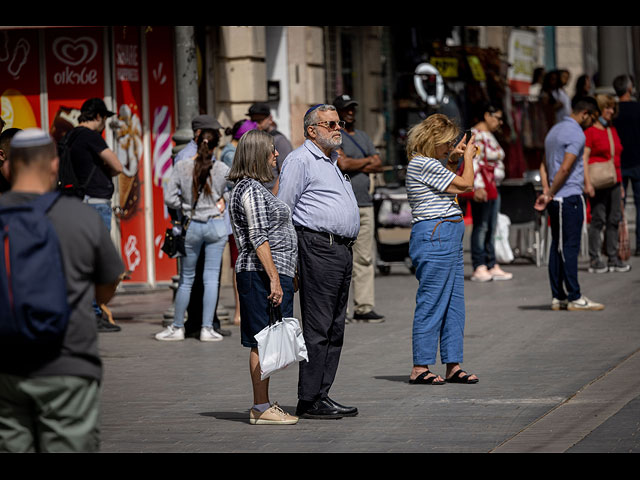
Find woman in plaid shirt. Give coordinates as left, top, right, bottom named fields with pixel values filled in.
left=228, top=129, right=299, bottom=425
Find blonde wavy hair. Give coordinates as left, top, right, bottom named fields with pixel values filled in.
left=406, top=113, right=460, bottom=160
left=595, top=93, right=618, bottom=117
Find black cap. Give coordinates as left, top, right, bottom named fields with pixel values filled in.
left=192, top=114, right=223, bottom=131
left=333, top=94, right=358, bottom=110
left=81, top=98, right=115, bottom=117
left=247, top=103, right=271, bottom=117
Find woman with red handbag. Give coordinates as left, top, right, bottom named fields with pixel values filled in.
left=466, top=103, right=513, bottom=282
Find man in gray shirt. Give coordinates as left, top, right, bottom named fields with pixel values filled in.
left=335, top=95, right=385, bottom=323
left=0, top=128, right=124, bottom=452
left=278, top=104, right=360, bottom=419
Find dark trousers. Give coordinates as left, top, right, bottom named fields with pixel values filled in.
left=548, top=195, right=584, bottom=302
left=588, top=183, right=622, bottom=262
left=470, top=196, right=500, bottom=270
left=296, top=229, right=353, bottom=402
left=622, top=175, right=640, bottom=251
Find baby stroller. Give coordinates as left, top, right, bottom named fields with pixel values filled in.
left=372, top=183, right=414, bottom=275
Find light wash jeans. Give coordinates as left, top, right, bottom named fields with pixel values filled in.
left=172, top=217, right=227, bottom=329
left=409, top=217, right=466, bottom=365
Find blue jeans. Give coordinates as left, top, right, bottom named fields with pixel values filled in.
left=409, top=217, right=466, bottom=365
left=470, top=195, right=500, bottom=270
left=547, top=195, right=584, bottom=302
left=88, top=202, right=112, bottom=317
left=622, top=175, right=640, bottom=251
left=172, top=218, right=227, bottom=329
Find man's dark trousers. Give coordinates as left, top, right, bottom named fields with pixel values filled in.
left=296, top=228, right=353, bottom=403
left=547, top=195, right=584, bottom=302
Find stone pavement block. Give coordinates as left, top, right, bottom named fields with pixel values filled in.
left=99, top=253, right=640, bottom=452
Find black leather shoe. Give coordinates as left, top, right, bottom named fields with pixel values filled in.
left=296, top=399, right=343, bottom=419
left=352, top=310, right=385, bottom=323
left=324, top=397, right=358, bottom=417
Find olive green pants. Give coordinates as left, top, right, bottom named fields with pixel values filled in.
left=0, top=374, right=100, bottom=453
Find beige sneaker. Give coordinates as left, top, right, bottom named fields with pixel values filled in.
left=567, top=295, right=604, bottom=311
left=249, top=403, right=299, bottom=425
left=471, top=265, right=492, bottom=282
left=489, top=265, right=513, bottom=281
left=551, top=298, right=568, bottom=311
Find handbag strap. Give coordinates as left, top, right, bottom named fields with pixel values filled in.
left=606, top=127, right=615, bottom=163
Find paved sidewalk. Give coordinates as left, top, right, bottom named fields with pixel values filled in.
left=99, top=251, right=640, bottom=453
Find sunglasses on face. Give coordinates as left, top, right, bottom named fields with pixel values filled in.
left=312, top=120, right=345, bottom=130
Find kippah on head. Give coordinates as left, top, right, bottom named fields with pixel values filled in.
left=10, top=128, right=54, bottom=149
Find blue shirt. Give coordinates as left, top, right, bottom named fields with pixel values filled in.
left=174, top=139, right=197, bottom=164
left=544, top=116, right=586, bottom=198
left=277, top=139, right=360, bottom=239
left=406, top=155, right=460, bottom=222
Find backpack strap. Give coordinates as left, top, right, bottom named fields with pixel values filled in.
left=28, top=191, right=62, bottom=214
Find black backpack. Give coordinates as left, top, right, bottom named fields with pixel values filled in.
left=56, top=128, right=97, bottom=198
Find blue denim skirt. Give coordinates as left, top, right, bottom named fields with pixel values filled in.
left=236, top=270, right=294, bottom=348
left=409, top=217, right=466, bottom=365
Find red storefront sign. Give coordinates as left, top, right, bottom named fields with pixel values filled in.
left=0, top=29, right=41, bottom=130
left=112, top=26, right=148, bottom=283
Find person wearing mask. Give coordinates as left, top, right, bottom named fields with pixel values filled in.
left=535, top=96, right=605, bottom=311
left=612, top=74, right=640, bottom=256
left=247, top=103, right=293, bottom=193
left=334, top=94, right=385, bottom=323
left=156, top=128, right=230, bottom=342
left=584, top=94, right=631, bottom=273
left=278, top=104, right=360, bottom=419
left=467, top=103, right=512, bottom=282
left=405, top=113, right=479, bottom=385
left=228, top=129, right=299, bottom=425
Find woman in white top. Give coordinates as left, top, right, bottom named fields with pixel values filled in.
left=468, top=103, right=512, bottom=282
left=405, top=113, right=479, bottom=385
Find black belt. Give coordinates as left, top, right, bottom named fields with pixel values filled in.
left=295, top=226, right=357, bottom=247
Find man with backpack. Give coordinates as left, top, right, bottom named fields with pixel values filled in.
left=0, top=128, right=124, bottom=452
left=58, top=98, right=123, bottom=332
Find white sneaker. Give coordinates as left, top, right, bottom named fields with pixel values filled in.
left=567, top=295, right=604, bottom=311
left=155, top=325, right=185, bottom=341
left=200, top=326, right=223, bottom=342
left=471, top=265, right=493, bottom=282
left=551, top=298, right=568, bottom=311
left=489, top=265, right=513, bottom=281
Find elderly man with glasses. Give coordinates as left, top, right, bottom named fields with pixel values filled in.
left=277, top=104, right=360, bottom=420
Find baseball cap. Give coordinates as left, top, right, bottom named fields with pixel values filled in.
left=247, top=103, right=271, bottom=117
left=10, top=128, right=54, bottom=149
left=81, top=98, right=115, bottom=117
left=333, top=94, right=358, bottom=110
left=192, top=114, right=223, bottom=131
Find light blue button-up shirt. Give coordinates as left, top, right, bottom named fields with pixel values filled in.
left=277, top=139, right=360, bottom=239
left=544, top=116, right=586, bottom=198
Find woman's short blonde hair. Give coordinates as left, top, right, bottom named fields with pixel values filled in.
left=227, top=129, right=275, bottom=183
left=595, top=93, right=618, bottom=117
left=406, top=113, right=460, bottom=160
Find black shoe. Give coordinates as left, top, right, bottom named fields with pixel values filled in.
left=214, top=327, right=232, bottom=337
left=295, top=399, right=343, bottom=419
left=97, top=315, right=121, bottom=332
left=323, top=397, right=358, bottom=417
left=352, top=310, right=385, bottom=323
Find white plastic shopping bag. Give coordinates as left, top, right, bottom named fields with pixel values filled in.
left=255, top=305, right=308, bottom=381
left=494, top=212, right=514, bottom=264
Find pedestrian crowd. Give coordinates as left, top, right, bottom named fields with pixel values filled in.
left=1, top=68, right=638, bottom=450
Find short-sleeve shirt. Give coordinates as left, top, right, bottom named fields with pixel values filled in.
left=0, top=192, right=124, bottom=380
left=585, top=125, right=623, bottom=183
left=338, top=129, right=379, bottom=207
left=230, top=178, right=297, bottom=278
left=69, top=126, right=115, bottom=199
left=544, top=116, right=586, bottom=198
left=406, top=155, right=460, bottom=223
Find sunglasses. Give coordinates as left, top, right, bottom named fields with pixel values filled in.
left=312, top=120, right=345, bottom=130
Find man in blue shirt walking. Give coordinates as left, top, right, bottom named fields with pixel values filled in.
left=278, top=104, right=360, bottom=419
left=535, top=96, right=605, bottom=311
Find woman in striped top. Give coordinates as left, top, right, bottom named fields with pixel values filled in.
left=405, top=114, right=480, bottom=385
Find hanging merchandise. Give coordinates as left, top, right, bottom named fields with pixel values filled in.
left=414, top=63, right=445, bottom=106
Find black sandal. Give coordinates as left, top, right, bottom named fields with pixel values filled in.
left=445, top=370, right=479, bottom=384
left=409, top=370, right=445, bottom=385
